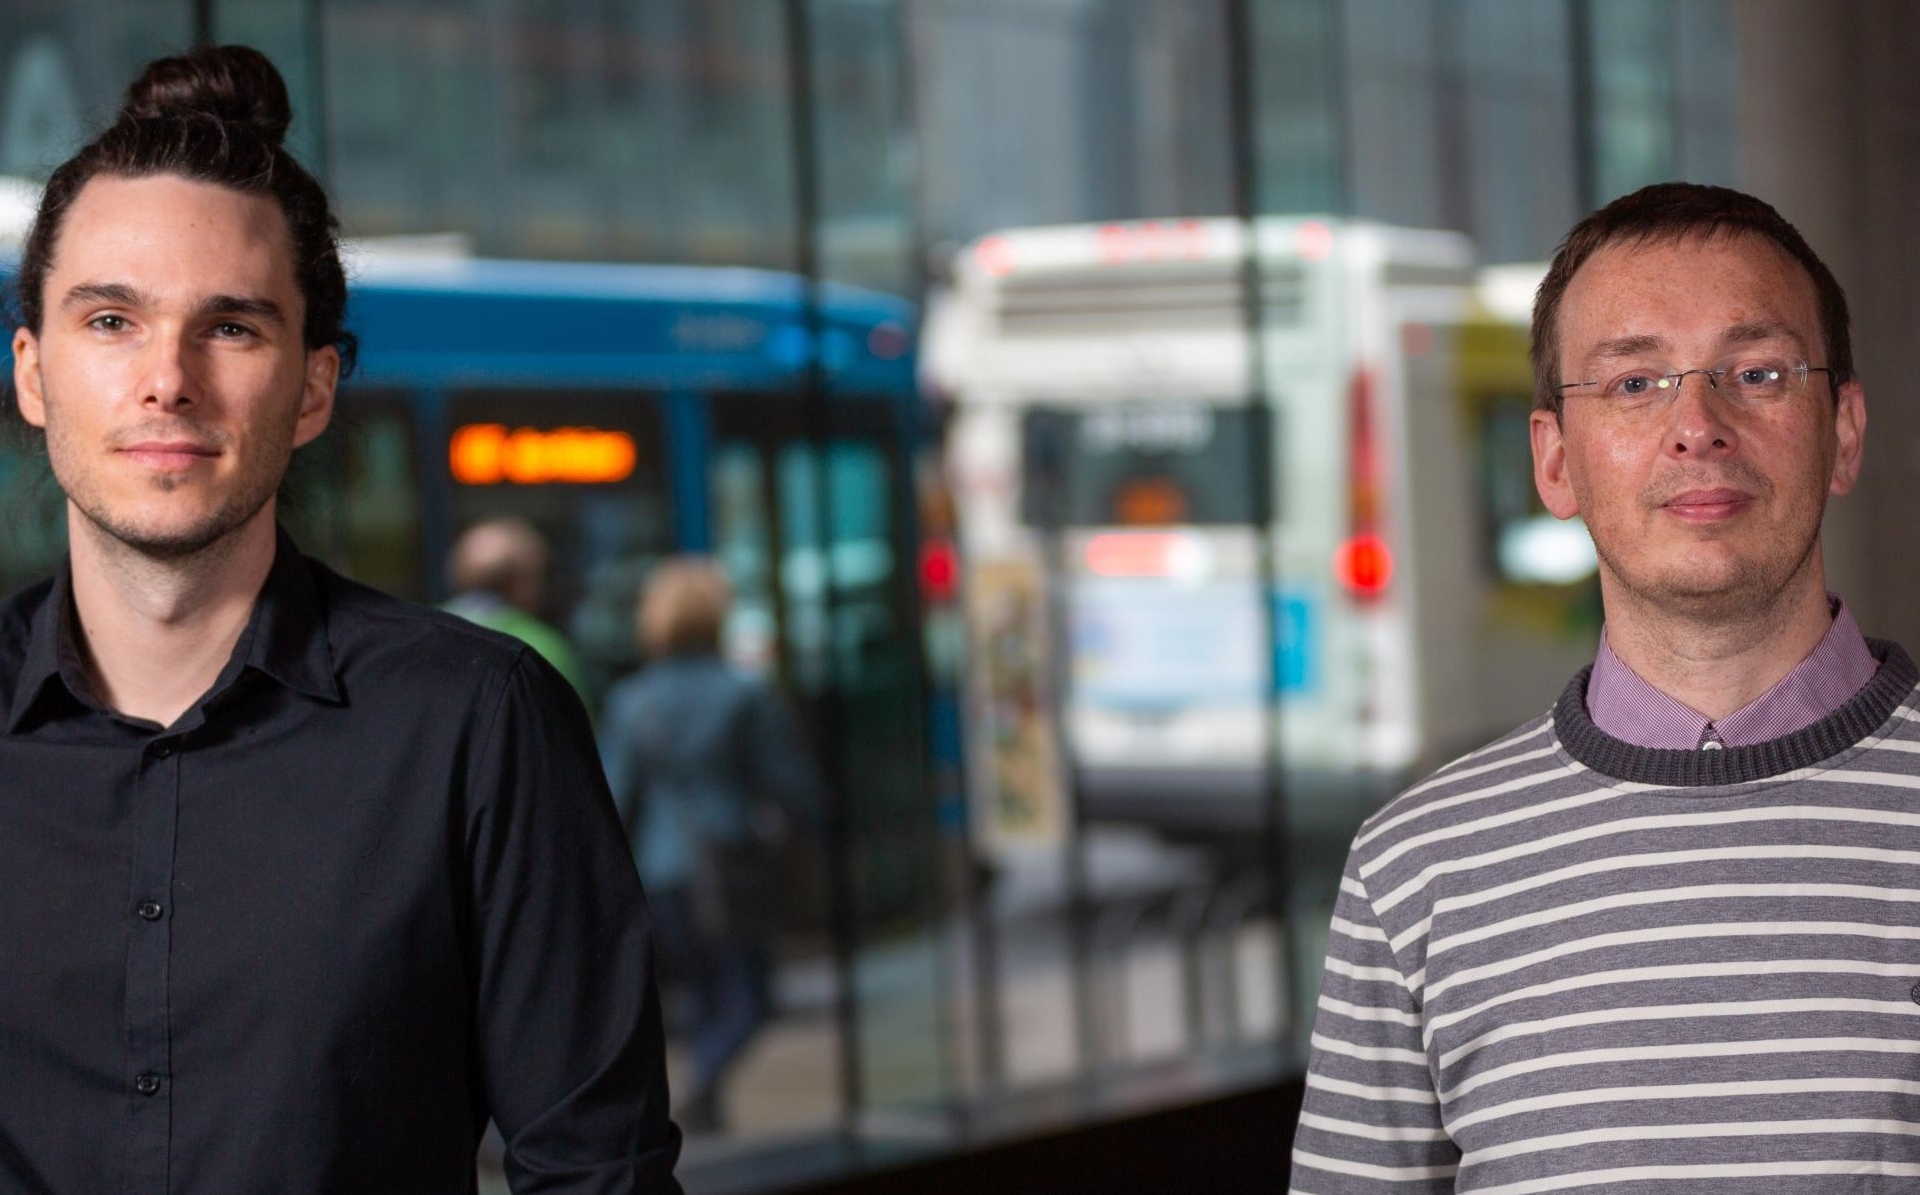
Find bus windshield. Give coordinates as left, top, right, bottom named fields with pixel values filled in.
left=1020, top=405, right=1269, bottom=528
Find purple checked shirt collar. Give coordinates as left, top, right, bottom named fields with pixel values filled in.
left=1587, top=596, right=1878, bottom=751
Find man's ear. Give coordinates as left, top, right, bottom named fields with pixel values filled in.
left=292, top=345, right=338, bottom=449
left=1531, top=407, right=1580, bottom=519
left=12, top=328, right=45, bottom=429
left=1828, top=378, right=1865, bottom=497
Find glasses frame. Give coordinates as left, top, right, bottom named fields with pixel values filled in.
left=1557, top=362, right=1837, bottom=400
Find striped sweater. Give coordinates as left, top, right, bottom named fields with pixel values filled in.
left=1291, top=640, right=1920, bottom=1194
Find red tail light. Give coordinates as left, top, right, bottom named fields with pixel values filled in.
left=919, top=538, right=960, bottom=603
left=1335, top=533, right=1393, bottom=598
left=1339, top=367, right=1390, bottom=603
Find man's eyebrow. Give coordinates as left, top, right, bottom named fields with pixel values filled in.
left=59, top=282, right=146, bottom=311
left=1722, top=319, right=1808, bottom=351
left=57, top=285, right=288, bottom=328
left=197, top=294, right=287, bottom=326
left=1583, top=334, right=1667, bottom=364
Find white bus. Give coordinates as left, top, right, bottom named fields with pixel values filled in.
left=924, top=217, right=1598, bottom=849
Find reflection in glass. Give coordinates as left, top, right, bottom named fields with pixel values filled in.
left=1588, top=0, right=1677, bottom=201
left=320, top=0, right=800, bottom=269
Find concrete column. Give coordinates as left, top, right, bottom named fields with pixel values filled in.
left=1739, top=0, right=1920, bottom=645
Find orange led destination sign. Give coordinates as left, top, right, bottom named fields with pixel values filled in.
left=450, top=423, right=637, bottom=485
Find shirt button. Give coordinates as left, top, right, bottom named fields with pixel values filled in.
left=134, top=1073, right=162, bottom=1097
left=137, top=901, right=164, bottom=921
left=1702, top=740, right=1725, bottom=751
left=151, top=743, right=174, bottom=759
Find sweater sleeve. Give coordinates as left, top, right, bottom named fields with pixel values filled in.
left=1289, top=854, right=1458, bottom=1195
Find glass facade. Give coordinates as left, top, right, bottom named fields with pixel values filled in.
left=0, top=1, right=1745, bottom=1190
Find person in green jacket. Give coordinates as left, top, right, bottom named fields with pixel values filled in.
left=443, top=516, right=588, bottom=695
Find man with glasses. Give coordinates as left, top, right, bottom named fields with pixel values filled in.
left=1290, top=183, right=1916, bottom=1192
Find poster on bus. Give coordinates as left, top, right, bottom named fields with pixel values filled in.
left=963, top=558, right=1068, bottom=851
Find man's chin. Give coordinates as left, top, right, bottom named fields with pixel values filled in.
left=75, top=505, right=262, bottom=563
left=1626, top=560, right=1783, bottom=619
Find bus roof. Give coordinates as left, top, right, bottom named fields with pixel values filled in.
left=351, top=253, right=908, bottom=318
left=347, top=257, right=914, bottom=391
left=958, top=216, right=1474, bottom=281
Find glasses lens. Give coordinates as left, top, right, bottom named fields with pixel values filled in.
left=1719, top=358, right=1797, bottom=403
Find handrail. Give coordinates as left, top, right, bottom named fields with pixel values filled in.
left=1201, top=872, right=1271, bottom=1042
left=1089, top=895, right=1157, bottom=1068
left=1073, top=867, right=1278, bottom=1075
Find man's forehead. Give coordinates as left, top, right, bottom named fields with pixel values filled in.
left=1573, top=228, right=1811, bottom=291
left=1562, top=231, right=1821, bottom=345
left=46, top=174, right=300, bottom=303
left=54, top=176, right=294, bottom=263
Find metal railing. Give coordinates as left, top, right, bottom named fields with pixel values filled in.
left=1086, top=871, right=1280, bottom=1070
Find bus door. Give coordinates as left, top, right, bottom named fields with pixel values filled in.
left=709, top=390, right=950, bottom=1126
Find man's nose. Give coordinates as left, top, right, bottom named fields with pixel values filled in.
left=1665, top=371, right=1736, bottom=458
left=140, top=333, right=195, bottom=411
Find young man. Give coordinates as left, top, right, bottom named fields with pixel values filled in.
left=0, top=46, right=680, bottom=1193
left=1290, top=183, right=1918, bottom=1192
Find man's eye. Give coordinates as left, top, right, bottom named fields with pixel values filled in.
left=88, top=315, right=127, bottom=332
left=213, top=322, right=254, bottom=339
left=1736, top=366, right=1779, bottom=386
left=1613, top=374, right=1657, bottom=397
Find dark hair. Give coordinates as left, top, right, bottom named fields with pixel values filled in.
left=1530, top=182, right=1849, bottom=417
left=13, top=44, right=355, bottom=374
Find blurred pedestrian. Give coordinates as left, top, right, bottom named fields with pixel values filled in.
left=600, top=558, right=821, bottom=1134
left=444, top=515, right=588, bottom=695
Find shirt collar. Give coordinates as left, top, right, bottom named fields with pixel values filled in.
left=7, top=566, right=74, bottom=733
left=1587, top=595, right=1879, bottom=750
left=245, top=526, right=343, bottom=705
left=5, top=527, right=341, bottom=734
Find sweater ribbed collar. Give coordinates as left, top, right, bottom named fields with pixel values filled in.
left=1555, top=639, right=1919, bottom=787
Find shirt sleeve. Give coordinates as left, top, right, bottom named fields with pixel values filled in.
left=466, top=650, right=682, bottom=1194
left=597, top=683, right=644, bottom=843
left=1289, top=853, right=1458, bottom=1195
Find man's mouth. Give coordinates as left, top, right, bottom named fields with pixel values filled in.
left=1660, top=488, right=1753, bottom=522
left=117, top=441, right=220, bottom=471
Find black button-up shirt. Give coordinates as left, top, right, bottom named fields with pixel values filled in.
left=0, top=533, right=681, bottom=1193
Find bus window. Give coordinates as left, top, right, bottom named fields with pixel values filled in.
left=711, top=442, right=778, bottom=676
left=0, top=437, right=64, bottom=598
left=1477, top=393, right=1598, bottom=587
left=776, top=441, right=897, bottom=692
left=292, top=390, right=427, bottom=600
left=341, top=402, right=426, bottom=597
left=1021, top=406, right=1269, bottom=529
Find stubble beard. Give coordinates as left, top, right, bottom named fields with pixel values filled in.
left=1591, top=489, right=1827, bottom=625
left=72, top=480, right=279, bottom=564
left=48, top=422, right=291, bottom=567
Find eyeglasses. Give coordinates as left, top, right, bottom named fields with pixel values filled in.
left=1558, top=357, right=1836, bottom=407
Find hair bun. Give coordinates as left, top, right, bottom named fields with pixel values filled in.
left=120, top=45, right=292, bottom=147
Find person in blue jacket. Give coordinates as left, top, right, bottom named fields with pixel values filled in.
left=600, top=557, right=821, bottom=1134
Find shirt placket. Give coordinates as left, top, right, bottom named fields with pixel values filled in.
left=125, top=734, right=180, bottom=1194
